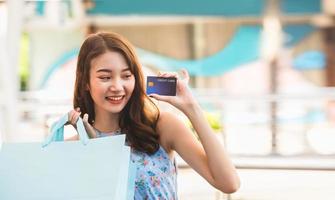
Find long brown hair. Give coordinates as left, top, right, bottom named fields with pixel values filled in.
left=74, top=32, right=160, bottom=154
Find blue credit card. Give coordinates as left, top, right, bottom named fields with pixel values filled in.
left=146, top=76, right=177, bottom=96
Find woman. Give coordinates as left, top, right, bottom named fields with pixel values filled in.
left=67, top=32, right=240, bottom=199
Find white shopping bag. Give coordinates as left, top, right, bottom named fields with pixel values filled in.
left=0, top=114, right=136, bottom=200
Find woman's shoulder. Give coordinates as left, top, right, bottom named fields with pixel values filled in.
left=156, top=111, right=180, bottom=130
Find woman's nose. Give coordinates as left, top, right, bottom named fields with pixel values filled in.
left=109, top=79, right=123, bottom=91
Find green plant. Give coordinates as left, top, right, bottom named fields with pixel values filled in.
left=186, top=111, right=223, bottom=134
left=205, top=112, right=222, bottom=133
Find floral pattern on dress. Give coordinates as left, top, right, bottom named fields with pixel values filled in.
left=95, top=131, right=177, bottom=200
left=131, top=147, right=178, bottom=200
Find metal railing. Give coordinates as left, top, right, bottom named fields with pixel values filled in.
left=4, top=88, right=335, bottom=170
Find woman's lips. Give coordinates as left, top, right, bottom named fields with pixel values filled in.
left=105, top=96, right=124, bottom=104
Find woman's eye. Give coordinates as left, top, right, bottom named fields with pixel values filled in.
left=123, top=74, right=133, bottom=79
left=99, top=76, right=110, bottom=81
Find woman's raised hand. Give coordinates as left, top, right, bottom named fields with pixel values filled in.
left=67, top=107, right=97, bottom=138
left=148, top=69, right=198, bottom=113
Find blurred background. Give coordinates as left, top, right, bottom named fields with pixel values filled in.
left=1, top=0, right=335, bottom=199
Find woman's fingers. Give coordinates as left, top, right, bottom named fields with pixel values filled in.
left=67, top=110, right=96, bottom=138
left=180, top=68, right=190, bottom=83
left=83, top=113, right=97, bottom=138
left=149, top=93, right=171, bottom=103
left=158, top=69, right=189, bottom=83
left=68, top=110, right=75, bottom=124
left=71, top=111, right=81, bottom=124
left=158, top=71, right=178, bottom=78
left=67, top=108, right=81, bottom=127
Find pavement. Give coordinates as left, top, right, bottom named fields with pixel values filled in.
left=178, top=167, right=335, bottom=200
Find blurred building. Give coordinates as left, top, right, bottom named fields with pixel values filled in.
left=1, top=0, right=335, bottom=154
left=14, top=0, right=334, bottom=94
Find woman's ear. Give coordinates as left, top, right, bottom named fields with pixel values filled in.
left=86, top=84, right=90, bottom=91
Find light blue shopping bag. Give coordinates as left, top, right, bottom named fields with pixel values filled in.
left=0, top=114, right=136, bottom=200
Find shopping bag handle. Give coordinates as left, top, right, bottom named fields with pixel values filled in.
left=42, top=114, right=89, bottom=147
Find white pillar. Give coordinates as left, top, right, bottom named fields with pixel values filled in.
left=0, top=0, right=23, bottom=142
left=0, top=3, right=7, bottom=142
left=323, top=0, right=335, bottom=15
left=192, top=21, right=206, bottom=88
left=0, top=3, right=9, bottom=142
left=71, top=0, right=86, bottom=20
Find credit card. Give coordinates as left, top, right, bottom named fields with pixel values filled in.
left=146, top=76, right=177, bottom=96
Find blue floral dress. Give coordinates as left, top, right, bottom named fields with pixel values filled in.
left=96, top=131, right=178, bottom=200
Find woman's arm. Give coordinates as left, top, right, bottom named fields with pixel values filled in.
left=150, top=70, right=240, bottom=193
left=185, top=104, right=240, bottom=193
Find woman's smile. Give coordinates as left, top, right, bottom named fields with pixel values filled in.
left=105, top=95, right=125, bottom=104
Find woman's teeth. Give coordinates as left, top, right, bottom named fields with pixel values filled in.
left=106, top=96, right=123, bottom=101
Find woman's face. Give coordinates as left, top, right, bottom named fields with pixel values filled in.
left=88, top=51, right=135, bottom=116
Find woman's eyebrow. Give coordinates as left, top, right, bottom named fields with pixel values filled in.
left=121, top=67, right=131, bottom=72
left=96, top=67, right=130, bottom=73
left=96, top=68, right=112, bottom=73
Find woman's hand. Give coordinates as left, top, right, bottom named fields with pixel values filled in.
left=67, top=107, right=97, bottom=138
left=67, top=107, right=81, bottom=128
left=148, top=69, right=198, bottom=114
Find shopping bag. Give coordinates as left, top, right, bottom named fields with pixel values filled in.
left=0, top=114, right=136, bottom=200
left=43, top=114, right=136, bottom=200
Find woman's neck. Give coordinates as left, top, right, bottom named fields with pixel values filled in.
left=93, top=111, right=120, bottom=133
